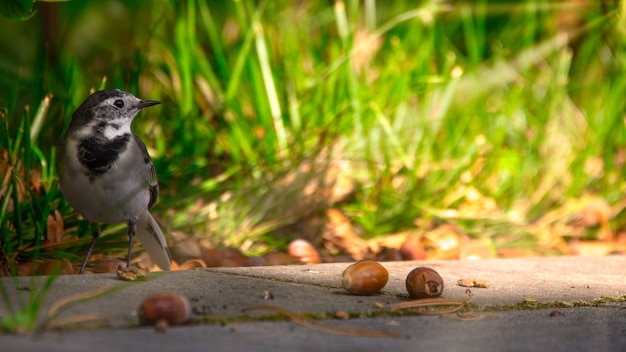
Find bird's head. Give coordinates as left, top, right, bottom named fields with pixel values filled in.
left=67, top=89, right=160, bottom=139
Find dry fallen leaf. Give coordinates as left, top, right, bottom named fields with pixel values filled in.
left=322, top=208, right=368, bottom=260
left=116, top=266, right=148, bottom=281
left=457, top=278, right=491, bottom=288
left=45, top=210, right=64, bottom=245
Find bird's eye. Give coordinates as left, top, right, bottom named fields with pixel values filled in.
left=113, top=99, right=124, bottom=108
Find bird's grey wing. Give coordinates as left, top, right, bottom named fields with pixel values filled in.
left=132, top=134, right=159, bottom=210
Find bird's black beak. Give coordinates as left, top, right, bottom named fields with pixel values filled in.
left=136, top=100, right=161, bottom=110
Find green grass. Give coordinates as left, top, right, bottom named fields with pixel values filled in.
left=1, top=0, right=625, bottom=265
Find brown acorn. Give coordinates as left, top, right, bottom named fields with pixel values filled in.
left=341, top=260, right=389, bottom=295
left=287, top=239, right=321, bottom=264
left=138, top=292, right=191, bottom=327
left=200, top=247, right=224, bottom=267
left=399, top=236, right=426, bottom=261
left=201, top=246, right=244, bottom=267
left=405, top=267, right=444, bottom=299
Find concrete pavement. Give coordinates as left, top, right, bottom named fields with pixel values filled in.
left=1, top=256, right=625, bottom=351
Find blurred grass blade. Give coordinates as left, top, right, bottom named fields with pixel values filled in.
left=30, top=93, right=52, bottom=141
left=253, top=21, right=286, bottom=154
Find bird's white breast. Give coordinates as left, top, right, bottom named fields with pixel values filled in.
left=59, top=136, right=150, bottom=224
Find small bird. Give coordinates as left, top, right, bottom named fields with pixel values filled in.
left=57, top=89, right=172, bottom=274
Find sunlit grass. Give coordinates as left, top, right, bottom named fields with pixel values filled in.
left=1, top=0, right=625, bottom=265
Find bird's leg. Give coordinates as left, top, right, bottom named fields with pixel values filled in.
left=80, top=223, right=101, bottom=274
left=126, top=217, right=138, bottom=268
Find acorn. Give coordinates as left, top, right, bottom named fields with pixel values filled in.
left=201, top=246, right=251, bottom=267
left=399, top=236, right=426, bottom=261
left=287, top=239, right=321, bottom=264
left=405, top=267, right=444, bottom=299
left=341, top=260, right=389, bottom=295
left=138, top=292, right=191, bottom=327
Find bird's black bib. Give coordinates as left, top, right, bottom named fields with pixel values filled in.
left=78, top=132, right=131, bottom=180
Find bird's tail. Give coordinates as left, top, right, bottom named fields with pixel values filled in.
left=136, top=211, right=172, bottom=270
